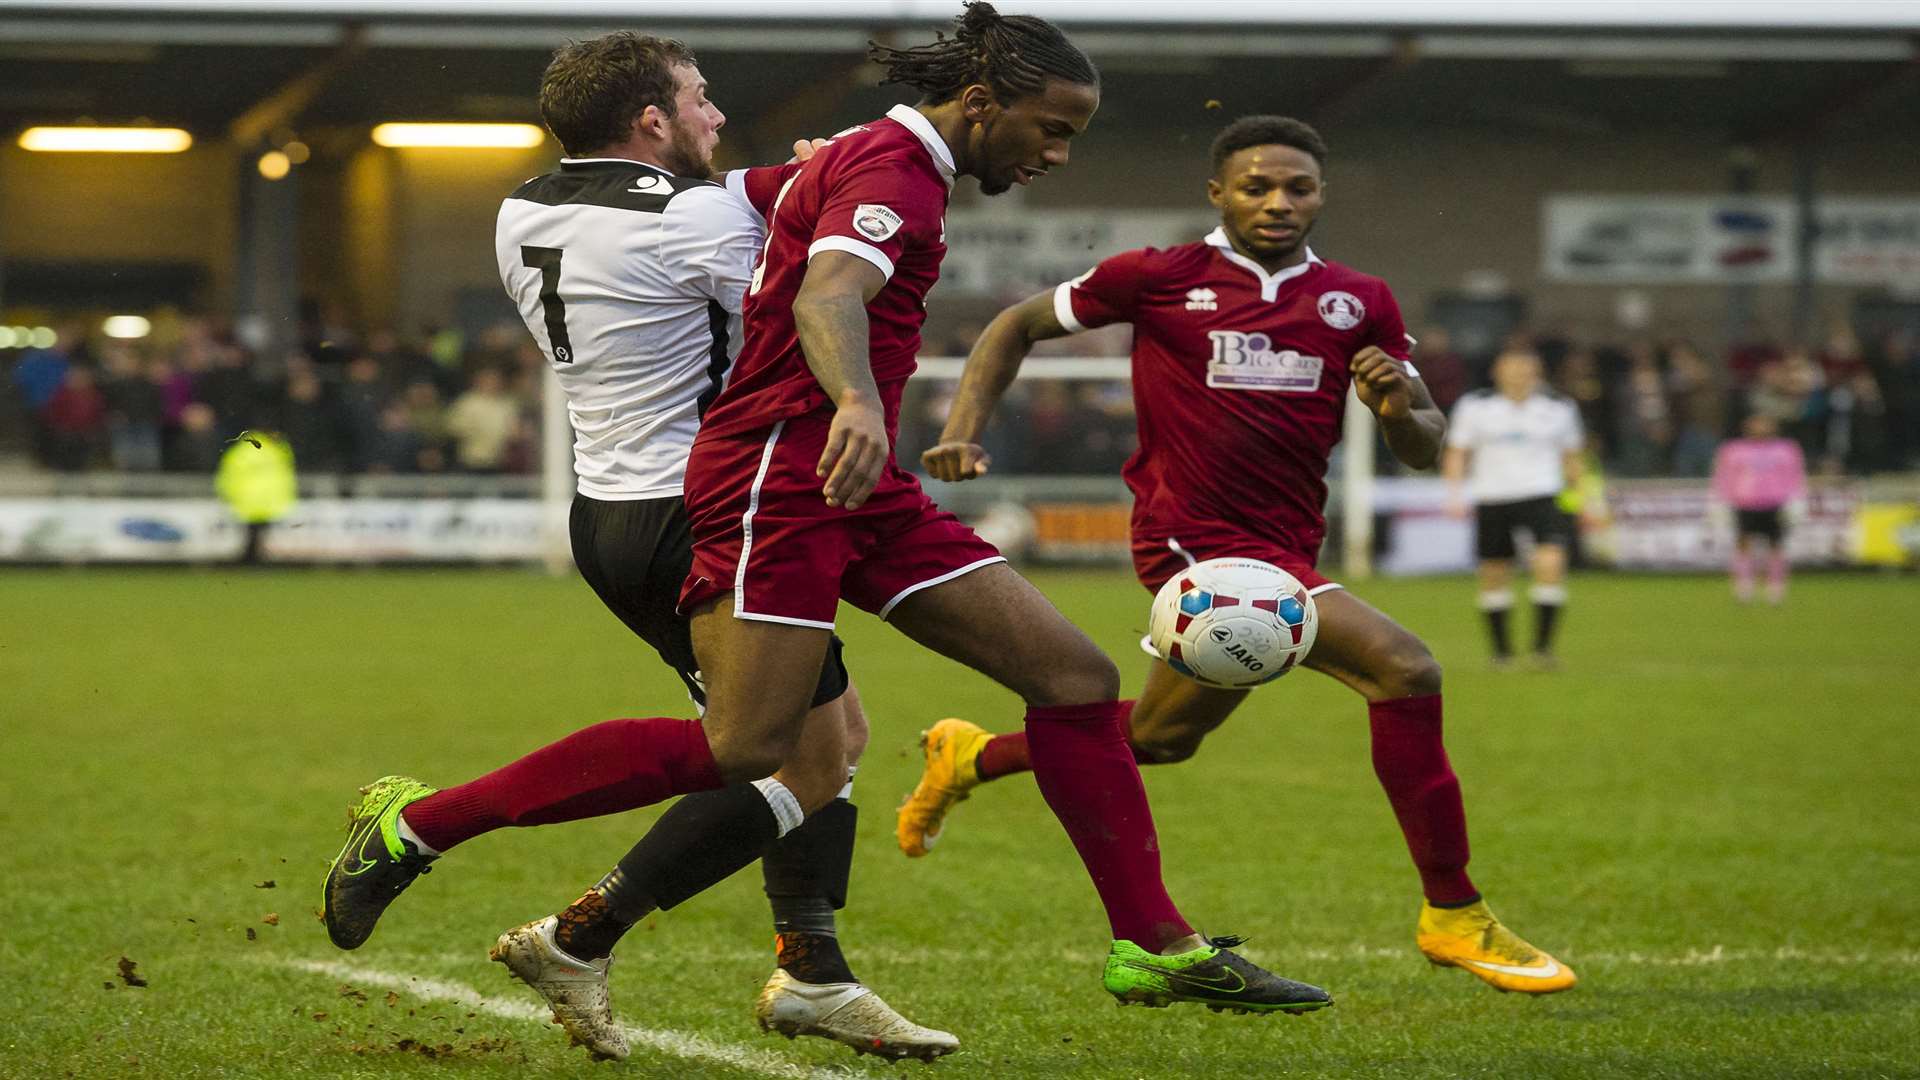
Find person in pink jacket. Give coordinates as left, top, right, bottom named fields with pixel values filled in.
left=1710, top=413, right=1808, bottom=604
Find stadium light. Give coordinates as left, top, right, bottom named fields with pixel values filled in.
left=30, top=327, right=56, bottom=348
left=18, top=126, right=193, bottom=153
left=370, top=123, right=544, bottom=149
left=0, top=328, right=14, bottom=349
left=102, top=315, right=152, bottom=340
left=257, top=150, right=292, bottom=180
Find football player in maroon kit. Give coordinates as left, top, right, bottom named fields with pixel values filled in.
left=902, top=115, right=1577, bottom=995
left=320, top=2, right=1333, bottom=1044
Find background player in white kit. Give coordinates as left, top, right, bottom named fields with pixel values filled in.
left=324, top=32, right=954, bottom=1062
left=1442, top=348, right=1585, bottom=669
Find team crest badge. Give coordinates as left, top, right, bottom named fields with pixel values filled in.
left=1317, top=291, right=1365, bottom=330
left=853, top=204, right=903, bottom=242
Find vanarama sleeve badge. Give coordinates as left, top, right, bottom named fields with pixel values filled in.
left=854, top=204, right=904, bottom=242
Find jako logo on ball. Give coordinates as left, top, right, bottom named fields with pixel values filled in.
left=1147, top=557, right=1319, bottom=689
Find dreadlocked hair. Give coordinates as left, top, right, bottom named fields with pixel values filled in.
left=867, top=1, right=1098, bottom=105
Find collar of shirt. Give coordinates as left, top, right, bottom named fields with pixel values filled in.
left=885, top=104, right=958, bottom=186
left=1204, top=226, right=1322, bottom=301
left=559, top=157, right=674, bottom=175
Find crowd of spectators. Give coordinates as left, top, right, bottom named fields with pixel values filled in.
left=1409, top=322, right=1917, bottom=478
left=896, top=319, right=1920, bottom=480
left=4, top=317, right=546, bottom=477
left=6, top=310, right=1918, bottom=482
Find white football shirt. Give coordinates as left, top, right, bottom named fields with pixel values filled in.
left=495, top=158, right=765, bottom=499
left=1445, top=389, right=1584, bottom=503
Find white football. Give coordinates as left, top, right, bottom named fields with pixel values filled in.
left=1147, top=557, right=1318, bottom=689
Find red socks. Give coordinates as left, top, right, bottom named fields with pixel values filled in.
left=1368, top=695, right=1477, bottom=905
left=1024, top=701, right=1193, bottom=951
left=987, top=694, right=1479, bottom=910
left=980, top=701, right=1150, bottom=779
left=402, top=717, right=722, bottom=853
left=975, top=731, right=1033, bottom=780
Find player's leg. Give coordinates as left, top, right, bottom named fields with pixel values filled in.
left=884, top=562, right=1329, bottom=1012
left=1476, top=558, right=1516, bottom=667
left=903, top=653, right=1244, bottom=839
left=752, top=681, right=958, bottom=1061
left=1306, top=587, right=1575, bottom=994
left=1762, top=511, right=1790, bottom=604
left=1474, top=501, right=1518, bottom=666
left=1524, top=498, right=1572, bottom=667
left=552, top=603, right=843, bottom=952
left=1527, top=541, right=1569, bottom=667
left=488, top=603, right=834, bottom=1058
left=1731, top=529, right=1758, bottom=602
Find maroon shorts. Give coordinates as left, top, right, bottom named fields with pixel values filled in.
left=1130, top=523, right=1340, bottom=597
left=679, top=413, right=1005, bottom=628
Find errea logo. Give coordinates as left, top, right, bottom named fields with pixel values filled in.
left=1185, top=288, right=1218, bottom=312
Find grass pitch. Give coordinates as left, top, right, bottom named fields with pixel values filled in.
left=3, top=567, right=1916, bottom=1079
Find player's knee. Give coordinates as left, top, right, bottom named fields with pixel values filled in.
left=1382, top=644, right=1443, bottom=698
left=782, top=763, right=850, bottom=814
left=1131, top=728, right=1201, bottom=764
left=707, top=730, right=795, bottom=786
left=1028, top=647, right=1121, bottom=706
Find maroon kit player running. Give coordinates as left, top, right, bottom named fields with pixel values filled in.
left=902, top=115, right=1577, bottom=995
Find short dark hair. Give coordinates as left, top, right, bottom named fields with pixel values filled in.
left=868, top=1, right=1098, bottom=106
left=1209, top=115, right=1328, bottom=176
left=538, top=31, right=697, bottom=157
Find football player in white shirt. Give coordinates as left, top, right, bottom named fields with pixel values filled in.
left=1442, top=348, right=1585, bottom=669
left=322, top=31, right=954, bottom=1063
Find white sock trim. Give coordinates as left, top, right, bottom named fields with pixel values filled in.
left=1477, top=589, right=1515, bottom=612
left=751, top=777, right=805, bottom=839
left=1529, top=583, right=1569, bottom=605
left=395, top=813, right=441, bottom=858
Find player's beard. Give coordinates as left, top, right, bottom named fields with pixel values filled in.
left=662, top=122, right=714, bottom=180
left=975, top=116, right=1013, bottom=197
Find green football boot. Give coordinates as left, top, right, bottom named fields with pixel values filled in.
left=322, top=775, right=438, bottom=949
left=1103, top=936, right=1333, bottom=1015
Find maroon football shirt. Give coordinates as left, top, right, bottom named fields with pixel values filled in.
left=700, top=105, right=955, bottom=441
left=1055, top=228, right=1419, bottom=560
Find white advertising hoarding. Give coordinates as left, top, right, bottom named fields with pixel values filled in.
left=0, top=499, right=546, bottom=562
left=1542, top=196, right=1796, bottom=283
left=1545, top=195, right=1920, bottom=286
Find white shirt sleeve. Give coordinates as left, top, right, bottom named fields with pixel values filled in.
left=659, top=185, right=766, bottom=312
left=1444, top=396, right=1479, bottom=449
left=1557, top=400, right=1585, bottom=452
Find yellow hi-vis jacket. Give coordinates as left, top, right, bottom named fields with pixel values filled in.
left=215, top=432, right=297, bottom=524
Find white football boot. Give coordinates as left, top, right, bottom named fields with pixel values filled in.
left=753, top=969, right=959, bottom=1062
left=490, top=916, right=630, bottom=1060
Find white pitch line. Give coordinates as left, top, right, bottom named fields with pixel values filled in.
left=404, top=942, right=1920, bottom=972
left=282, top=957, right=869, bottom=1080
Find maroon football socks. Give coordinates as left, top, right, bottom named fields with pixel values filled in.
left=1023, top=700, right=1194, bottom=952
left=1368, top=694, right=1478, bottom=905
left=400, top=717, right=723, bottom=853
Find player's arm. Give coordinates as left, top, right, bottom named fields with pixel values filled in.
left=1441, top=446, right=1471, bottom=519
left=792, top=250, right=889, bottom=509
left=1353, top=347, right=1446, bottom=469
left=923, top=290, right=1073, bottom=482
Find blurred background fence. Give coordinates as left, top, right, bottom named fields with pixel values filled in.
left=2, top=0, right=1918, bottom=570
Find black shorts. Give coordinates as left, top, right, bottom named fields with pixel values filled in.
left=1736, top=507, right=1785, bottom=543
left=570, top=493, right=850, bottom=709
left=1474, top=495, right=1571, bottom=561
